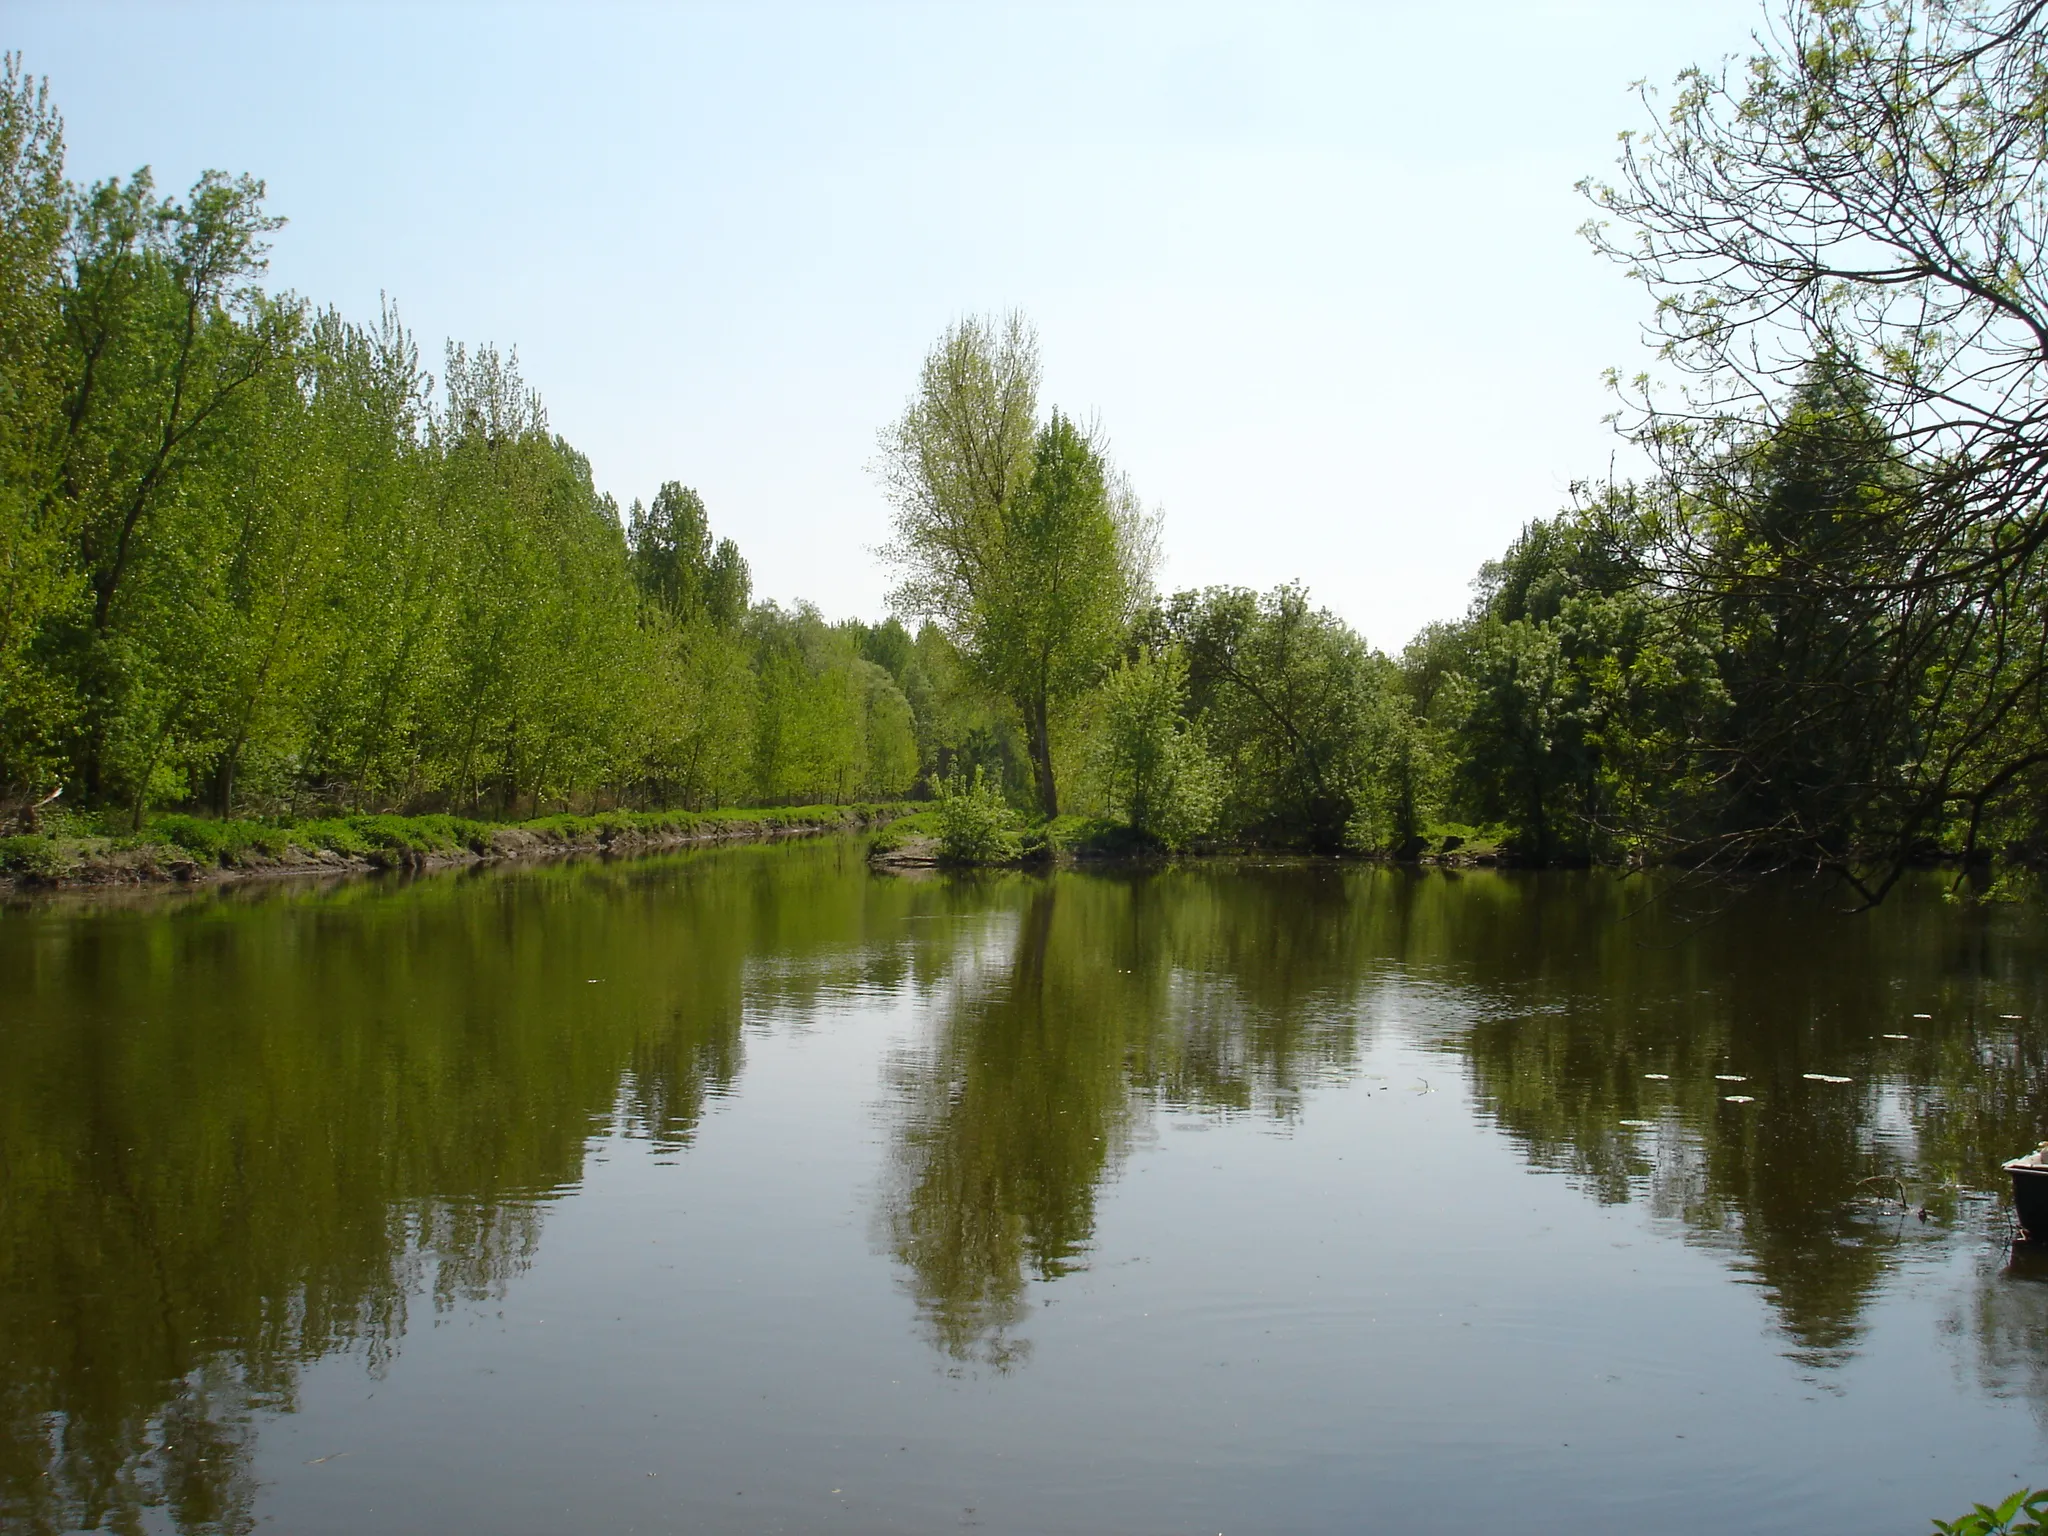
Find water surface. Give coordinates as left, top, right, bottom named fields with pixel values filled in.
left=3, top=843, right=2045, bottom=1533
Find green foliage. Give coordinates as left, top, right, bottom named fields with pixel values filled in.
left=879, top=315, right=1155, bottom=816
left=628, top=481, right=750, bottom=627
left=0, top=833, right=63, bottom=877
left=0, top=804, right=900, bottom=883
left=143, top=811, right=492, bottom=866
left=0, top=56, right=74, bottom=795
left=1039, top=814, right=1158, bottom=858
left=1931, top=1488, right=2048, bottom=1536
left=1580, top=0, right=2048, bottom=890
left=1411, top=362, right=2034, bottom=880
left=1151, top=584, right=1416, bottom=852
left=150, top=814, right=287, bottom=863
left=1344, top=682, right=1440, bottom=857
left=0, top=66, right=919, bottom=825
left=1088, top=647, right=1219, bottom=850
left=1411, top=495, right=1728, bottom=865
left=933, top=767, right=1023, bottom=865
left=16, top=38, right=2048, bottom=881
left=744, top=605, right=919, bottom=806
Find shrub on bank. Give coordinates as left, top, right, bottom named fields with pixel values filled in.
left=153, top=814, right=291, bottom=863
left=0, top=835, right=64, bottom=878
left=934, top=771, right=1023, bottom=865
left=151, top=812, right=495, bottom=867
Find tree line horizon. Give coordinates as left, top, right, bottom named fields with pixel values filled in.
left=5, top=0, right=2048, bottom=897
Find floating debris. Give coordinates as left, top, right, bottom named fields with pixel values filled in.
left=1714, top=1074, right=1747, bottom=1082
left=1912, top=1013, right=1932, bottom=1019
left=1643, top=1073, right=1670, bottom=1080
left=1619, top=1119, right=1657, bottom=1128
left=2000, top=1014, right=2024, bottom=1020
left=1802, top=1073, right=1853, bottom=1084
left=1723, top=1095, right=1756, bottom=1104
left=1882, top=1033, right=1911, bottom=1040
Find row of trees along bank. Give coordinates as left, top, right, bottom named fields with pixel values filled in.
left=1409, top=0, right=2048, bottom=899
left=879, top=0, right=2048, bottom=897
left=8, top=0, right=2048, bottom=896
left=0, top=56, right=1028, bottom=825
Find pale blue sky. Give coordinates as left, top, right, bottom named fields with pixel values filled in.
left=14, top=1, right=1764, bottom=648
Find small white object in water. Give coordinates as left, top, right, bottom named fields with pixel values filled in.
left=1619, top=1119, right=1656, bottom=1128
left=1802, top=1073, right=1853, bottom=1084
left=1714, top=1074, right=1746, bottom=1082
left=1643, top=1073, right=1670, bottom=1080
left=1723, top=1095, right=1756, bottom=1104
left=1912, top=1013, right=1932, bottom=1019
left=1882, top=1033, right=1911, bottom=1040
left=2000, top=1014, right=2023, bottom=1020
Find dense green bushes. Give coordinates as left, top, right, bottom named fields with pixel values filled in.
left=1087, top=648, right=1218, bottom=850
left=0, top=65, right=943, bottom=826
left=1393, top=362, right=2048, bottom=885
left=933, top=770, right=1023, bottom=865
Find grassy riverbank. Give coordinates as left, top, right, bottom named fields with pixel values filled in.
left=0, top=804, right=912, bottom=889
left=866, top=803, right=1516, bottom=870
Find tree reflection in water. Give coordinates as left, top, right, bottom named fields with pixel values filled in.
left=879, top=866, right=2048, bottom=1375
left=1436, top=872, right=2047, bottom=1368
left=0, top=842, right=910, bottom=1535
left=3, top=853, right=2045, bottom=1530
left=880, top=865, right=1388, bottom=1368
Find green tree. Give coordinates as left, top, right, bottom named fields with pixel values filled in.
left=1089, top=646, right=1220, bottom=849
left=1701, top=361, right=1924, bottom=865
left=0, top=61, right=946, bottom=824
left=0, top=55, right=72, bottom=800
left=44, top=166, right=299, bottom=806
left=1585, top=0, right=2048, bottom=892
left=1431, top=503, right=1725, bottom=863
left=627, top=481, right=750, bottom=628
left=1344, top=657, right=1440, bottom=857
left=744, top=603, right=917, bottom=804
left=1156, top=584, right=1393, bottom=851
left=295, top=306, right=451, bottom=810
left=879, top=315, right=1154, bottom=816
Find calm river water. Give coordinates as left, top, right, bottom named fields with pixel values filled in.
left=3, top=839, right=2046, bottom=1534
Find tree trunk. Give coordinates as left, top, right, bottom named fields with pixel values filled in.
left=213, top=753, right=236, bottom=819
left=1025, top=694, right=1058, bottom=818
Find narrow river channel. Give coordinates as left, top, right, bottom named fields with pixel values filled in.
left=3, top=839, right=2043, bottom=1534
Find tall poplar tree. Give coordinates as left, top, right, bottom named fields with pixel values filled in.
left=878, top=313, right=1153, bottom=815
